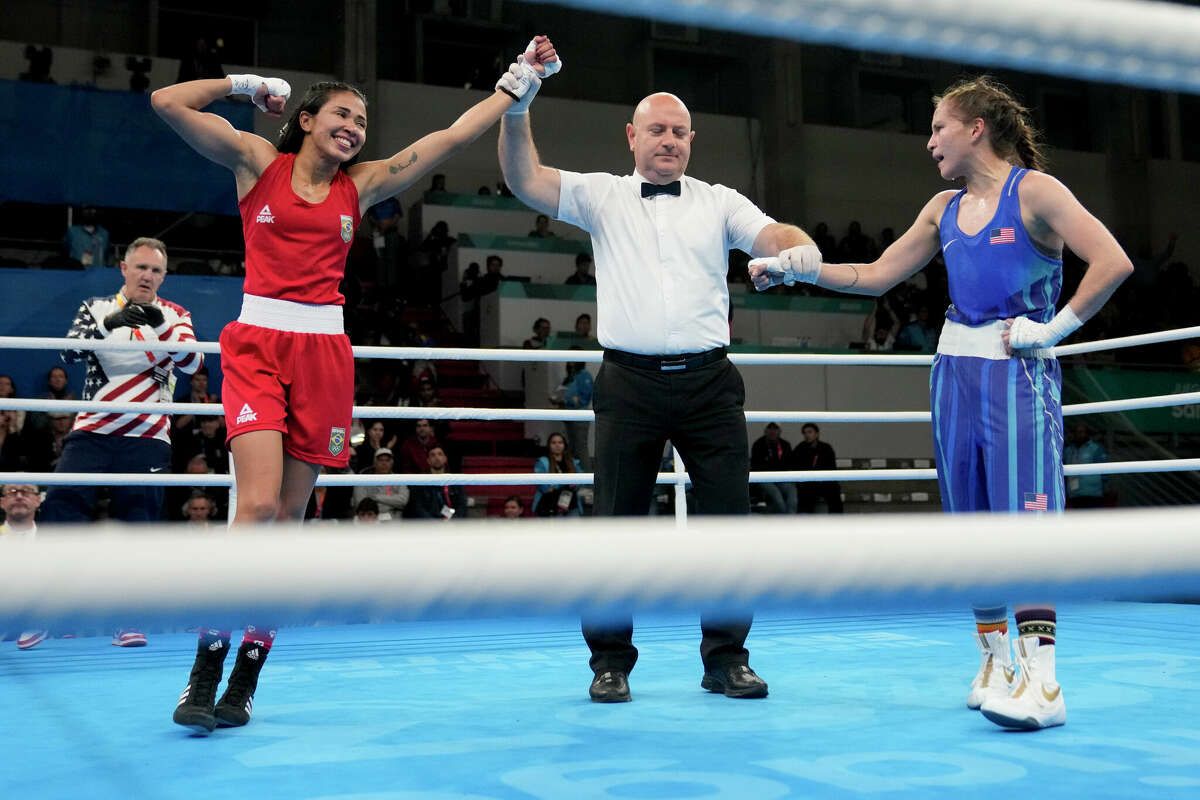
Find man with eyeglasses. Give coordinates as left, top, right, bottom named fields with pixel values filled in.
left=1, top=484, right=48, bottom=649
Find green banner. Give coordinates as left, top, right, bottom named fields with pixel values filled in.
left=1063, top=365, right=1200, bottom=433
left=457, top=232, right=592, bottom=255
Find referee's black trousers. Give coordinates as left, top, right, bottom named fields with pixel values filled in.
left=583, top=354, right=752, bottom=675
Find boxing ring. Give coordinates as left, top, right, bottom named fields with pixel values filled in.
left=5, top=0, right=1200, bottom=793
left=3, top=326, right=1200, bottom=799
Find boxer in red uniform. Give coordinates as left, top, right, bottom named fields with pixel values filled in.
left=152, top=35, right=560, bottom=734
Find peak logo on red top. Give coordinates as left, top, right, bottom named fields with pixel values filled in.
left=256, top=204, right=275, bottom=224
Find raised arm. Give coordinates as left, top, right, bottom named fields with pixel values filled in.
left=498, top=112, right=562, bottom=216
left=354, top=36, right=560, bottom=211
left=749, top=192, right=950, bottom=296
left=150, top=77, right=283, bottom=193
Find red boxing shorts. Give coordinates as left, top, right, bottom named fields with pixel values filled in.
left=219, top=320, right=354, bottom=468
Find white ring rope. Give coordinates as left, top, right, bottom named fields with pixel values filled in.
left=5, top=458, right=1200, bottom=490
left=3, top=510, right=1200, bottom=626
left=4, top=324, right=1199, bottom=363
left=3, top=329, right=1199, bottom=492
left=3, top=392, right=1199, bottom=423
left=544, top=0, right=1200, bottom=94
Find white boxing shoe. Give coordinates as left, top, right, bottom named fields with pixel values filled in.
left=980, top=636, right=1066, bottom=730
left=967, top=630, right=1016, bottom=710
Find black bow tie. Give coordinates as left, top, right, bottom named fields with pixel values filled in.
left=641, top=181, right=681, bottom=198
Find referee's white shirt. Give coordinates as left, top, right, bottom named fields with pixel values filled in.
left=556, top=171, right=774, bottom=356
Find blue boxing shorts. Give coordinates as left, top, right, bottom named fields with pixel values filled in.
left=929, top=320, right=1065, bottom=513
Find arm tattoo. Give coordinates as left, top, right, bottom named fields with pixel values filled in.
left=389, top=151, right=418, bottom=175
left=843, top=265, right=860, bottom=290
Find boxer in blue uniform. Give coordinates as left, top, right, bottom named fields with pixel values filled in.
left=749, top=76, right=1132, bottom=730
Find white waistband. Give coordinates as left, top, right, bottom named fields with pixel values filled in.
left=237, top=294, right=344, bottom=335
left=936, top=318, right=1054, bottom=360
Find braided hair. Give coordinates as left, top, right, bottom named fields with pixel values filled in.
left=935, top=76, right=1045, bottom=171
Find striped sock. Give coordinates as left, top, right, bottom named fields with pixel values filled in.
left=972, top=604, right=1008, bottom=636
left=242, top=625, right=277, bottom=652
left=1014, top=605, right=1056, bottom=646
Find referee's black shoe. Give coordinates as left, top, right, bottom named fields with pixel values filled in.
left=215, top=642, right=268, bottom=727
left=589, top=670, right=632, bottom=702
left=173, top=639, right=230, bottom=734
left=701, top=664, right=768, bottom=698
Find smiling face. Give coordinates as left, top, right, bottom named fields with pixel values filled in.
left=301, top=90, right=367, bottom=164
left=627, top=93, right=694, bottom=183
left=927, top=100, right=982, bottom=182
left=120, top=245, right=167, bottom=304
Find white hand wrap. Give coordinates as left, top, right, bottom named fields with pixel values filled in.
left=227, top=74, right=291, bottom=112
left=749, top=245, right=823, bottom=288
left=496, top=39, right=561, bottom=114
left=1007, top=306, right=1082, bottom=350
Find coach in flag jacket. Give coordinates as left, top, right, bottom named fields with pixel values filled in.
left=40, top=236, right=202, bottom=526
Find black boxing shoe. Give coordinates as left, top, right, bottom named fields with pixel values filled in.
left=701, top=664, right=768, bottom=698
left=589, top=670, right=631, bottom=703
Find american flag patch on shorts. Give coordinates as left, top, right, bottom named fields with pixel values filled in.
left=989, top=227, right=1015, bottom=244
left=1023, top=492, right=1048, bottom=511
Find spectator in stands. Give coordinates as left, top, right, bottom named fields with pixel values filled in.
left=524, top=317, right=551, bottom=349
left=529, top=213, right=556, bottom=238
left=533, top=432, right=583, bottom=517
left=1064, top=423, right=1110, bottom=509
left=550, top=357, right=594, bottom=471
left=2, top=481, right=47, bottom=650
left=1, top=483, right=41, bottom=537
left=415, top=378, right=441, bottom=408
left=176, top=37, right=224, bottom=83
left=406, top=445, right=467, bottom=519
left=398, top=418, right=439, bottom=474
left=0, top=410, right=35, bottom=471
left=183, top=490, right=217, bottom=526
left=565, top=252, right=596, bottom=285
left=750, top=422, right=797, bottom=514
left=477, top=185, right=492, bottom=195
left=792, top=423, right=843, bottom=513
left=426, top=173, right=447, bottom=197
left=166, top=452, right=215, bottom=521
left=878, top=226, right=896, bottom=252
left=811, top=222, right=836, bottom=259
left=353, top=420, right=395, bottom=472
left=836, top=220, right=877, bottom=264
left=353, top=496, right=381, bottom=524
left=416, top=220, right=456, bottom=304
left=368, top=197, right=407, bottom=287
left=27, top=366, right=77, bottom=434
left=173, top=365, right=220, bottom=435
left=0, top=374, right=26, bottom=435
left=502, top=495, right=526, bottom=519
left=42, top=412, right=74, bottom=471
left=896, top=305, right=940, bottom=353
left=476, top=254, right=506, bottom=297
left=351, top=448, right=409, bottom=522
left=62, top=205, right=110, bottom=269
left=574, top=313, right=593, bottom=339
left=174, top=414, right=229, bottom=474
left=863, top=296, right=900, bottom=351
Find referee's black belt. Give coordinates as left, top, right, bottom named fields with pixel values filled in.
left=603, top=347, right=727, bottom=372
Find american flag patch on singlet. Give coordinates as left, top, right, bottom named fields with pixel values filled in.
left=1023, top=492, right=1048, bottom=511
left=989, top=227, right=1015, bottom=245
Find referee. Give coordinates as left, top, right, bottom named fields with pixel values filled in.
left=500, top=89, right=821, bottom=702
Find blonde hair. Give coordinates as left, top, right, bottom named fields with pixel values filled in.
left=935, top=76, right=1045, bottom=171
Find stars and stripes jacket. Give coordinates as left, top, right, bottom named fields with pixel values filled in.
left=60, top=290, right=202, bottom=444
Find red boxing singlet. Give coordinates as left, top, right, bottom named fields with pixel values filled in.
left=238, top=152, right=361, bottom=305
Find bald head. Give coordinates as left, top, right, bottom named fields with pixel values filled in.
left=627, top=92, right=695, bottom=183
